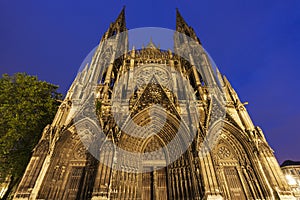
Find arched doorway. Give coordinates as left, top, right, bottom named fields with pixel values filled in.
left=141, top=136, right=169, bottom=200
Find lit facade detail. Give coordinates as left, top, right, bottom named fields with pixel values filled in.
left=13, top=8, right=296, bottom=200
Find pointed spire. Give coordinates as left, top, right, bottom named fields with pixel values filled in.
left=131, top=45, right=136, bottom=57
left=176, top=8, right=201, bottom=44
left=102, top=7, right=127, bottom=40
left=114, top=6, right=126, bottom=31
left=176, top=8, right=187, bottom=31
left=146, top=37, right=158, bottom=49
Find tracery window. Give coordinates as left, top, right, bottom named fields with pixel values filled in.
left=65, top=167, right=84, bottom=200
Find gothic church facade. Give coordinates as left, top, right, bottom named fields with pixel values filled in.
left=14, top=9, right=295, bottom=200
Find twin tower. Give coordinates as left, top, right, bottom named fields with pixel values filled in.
left=14, top=8, right=295, bottom=200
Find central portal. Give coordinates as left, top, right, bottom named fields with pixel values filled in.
left=142, top=166, right=168, bottom=200
left=141, top=136, right=169, bottom=200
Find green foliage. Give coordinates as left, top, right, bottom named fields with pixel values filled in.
left=0, top=73, right=62, bottom=180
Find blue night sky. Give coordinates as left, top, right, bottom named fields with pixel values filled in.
left=0, top=0, right=299, bottom=164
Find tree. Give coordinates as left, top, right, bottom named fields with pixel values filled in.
left=0, top=73, right=62, bottom=193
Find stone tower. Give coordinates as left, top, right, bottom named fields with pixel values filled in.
left=14, top=8, right=295, bottom=200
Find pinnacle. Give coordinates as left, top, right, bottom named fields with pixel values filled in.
left=113, top=6, right=126, bottom=31
left=116, top=7, right=125, bottom=21
left=176, top=8, right=188, bottom=30
left=146, top=37, right=158, bottom=49
left=176, top=8, right=184, bottom=22
left=175, top=8, right=201, bottom=44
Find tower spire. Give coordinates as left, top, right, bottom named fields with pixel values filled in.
left=176, top=8, right=201, bottom=44
left=14, top=10, right=295, bottom=200
left=102, top=7, right=127, bottom=40
left=114, top=6, right=126, bottom=31
left=175, top=8, right=186, bottom=31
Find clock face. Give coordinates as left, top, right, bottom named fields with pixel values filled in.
left=218, top=146, right=231, bottom=159
left=135, top=65, right=171, bottom=88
